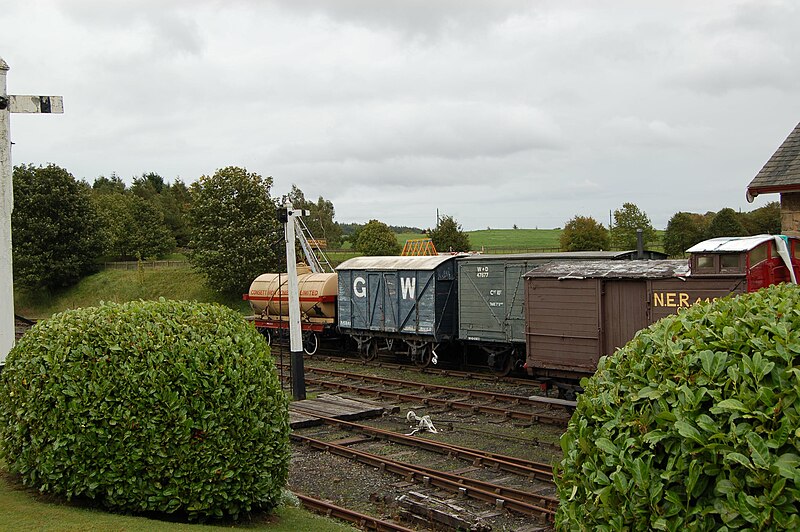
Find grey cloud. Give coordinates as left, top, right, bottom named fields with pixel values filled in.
left=56, top=1, right=205, bottom=58
left=4, top=1, right=799, bottom=232
left=269, top=101, right=564, bottom=165
left=666, top=1, right=800, bottom=94
left=267, top=0, right=538, bottom=38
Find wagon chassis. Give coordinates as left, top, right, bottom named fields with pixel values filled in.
left=349, top=332, right=441, bottom=368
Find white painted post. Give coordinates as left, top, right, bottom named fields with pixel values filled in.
left=0, top=57, right=63, bottom=365
left=283, top=201, right=306, bottom=400
left=0, top=58, right=14, bottom=364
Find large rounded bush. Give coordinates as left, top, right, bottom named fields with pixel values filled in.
left=556, top=283, right=800, bottom=531
left=0, top=299, right=289, bottom=520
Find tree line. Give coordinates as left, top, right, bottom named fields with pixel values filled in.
left=11, top=163, right=782, bottom=298
left=10, top=163, right=452, bottom=296
left=559, top=202, right=780, bottom=255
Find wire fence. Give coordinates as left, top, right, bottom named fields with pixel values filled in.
left=103, top=260, right=188, bottom=270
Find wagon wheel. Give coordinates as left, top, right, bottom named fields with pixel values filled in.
left=302, top=331, right=319, bottom=356
left=354, top=336, right=377, bottom=362
left=407, top=340, right=433, bottom=368
left=489, top=353, right=514, bottom=377
left=486, top=347, right=514, bottom=377
left=414, top=345, right=434, bottom=368
left=258, top=328, right=272, bottom=346
left=360, top=340, right=378, bottom=362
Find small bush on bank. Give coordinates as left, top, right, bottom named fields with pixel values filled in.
left=0, top=299, right=290, bottom=521
left=556, top=283, right=800, bottom=530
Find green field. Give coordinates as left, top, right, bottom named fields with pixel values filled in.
left=467, top=229, right=562, bottom=252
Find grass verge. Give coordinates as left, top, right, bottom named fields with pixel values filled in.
left=0, top=466, right=353, bottom=531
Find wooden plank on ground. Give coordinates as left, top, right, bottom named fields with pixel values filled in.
left=527, top=395, right=577, bottom=409
left=289, top=409, right=322, bottom=429
left=291, top=393, right=385, bottom=421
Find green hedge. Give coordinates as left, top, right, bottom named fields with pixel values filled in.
left=0, top=299, right=290, bottom=521
left=556, top=283, right=800, bottom=531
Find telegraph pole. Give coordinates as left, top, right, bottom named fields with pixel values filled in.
left=279, top=201, right=307, bottom=400
left=0, top=57, right=63, bottom=364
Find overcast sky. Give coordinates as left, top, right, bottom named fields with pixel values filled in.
left=3, top=1, right=799, bottom=230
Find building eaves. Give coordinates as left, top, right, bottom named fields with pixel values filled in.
left=747, top=122, right=800, bottom=200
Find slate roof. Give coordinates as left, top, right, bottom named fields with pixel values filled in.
left=457, top=250, right=667, bottom=261
left=523, top=259, right=689, bottom=280
left=747, top=122, right=800, bottom=198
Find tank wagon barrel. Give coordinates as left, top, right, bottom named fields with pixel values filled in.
left=245, top=264, right=338, bottom=355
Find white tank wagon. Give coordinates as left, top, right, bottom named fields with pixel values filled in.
left=245, top=264, right=338, bottom=355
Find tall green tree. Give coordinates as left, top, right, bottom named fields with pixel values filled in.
left=287, top=185, right=343, bottom=247
left=94, top=193, right=175, bottom=260
left=663, top=212, right=706, bottom=256
left=188, top=166, right=281, bottom=295
left=354, top=219, right=401, bottom=256
left=610, top=202, right=656, bottom=249
left=741, top=201, right=781, bottom=235
left=130, top=172, right=191, bottom=248
left=92, top=173, right=126, bottom=195
left=12, top=164, right=104, bottom=290
left=159, top=180, right=192, bottom=248
left=428, top=214, right=471, bottom=252
left=560, top=215, right=610, bottom=251
left=131, top=172, right=165, bottom=200
left=705, top=207, right=746, bottom=239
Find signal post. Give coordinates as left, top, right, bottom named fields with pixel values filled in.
left=278, top=201, right=307, bottom=400
left=0, top=57, right=63, bottom=364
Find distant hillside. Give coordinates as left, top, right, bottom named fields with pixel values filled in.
left=338, top=222, right=424, bottom=236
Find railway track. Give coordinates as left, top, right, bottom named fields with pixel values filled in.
left=301, top=365, right=576, bottom=411
left=306, top=352, right=543, bottom=388
left=265, top=336, right=544, bottom=387
left=295, top=492, right=416, bottom=532
left=292, top=431, right=558, bottom=525
left=303, top=414, right=555, bottom=481
left=284, top=350, right=566, bottom=528
left=280, top=363, right=572, bottom=427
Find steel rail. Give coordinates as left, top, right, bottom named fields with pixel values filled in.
left=307, top=354, right=541, bottom=387
left=294, top=492, right=416, bottom=532
left=300, top=365, right=569, bottom=409
left=298, top=412, right=555, bottom=481
left=300, top=376, right=570, bottom=427
left=292, top=433, right=557, bottom=521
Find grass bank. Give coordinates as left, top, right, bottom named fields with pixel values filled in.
left=14, top=267, right=249, bottom=320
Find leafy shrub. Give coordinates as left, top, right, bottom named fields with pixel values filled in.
left=0, top=299, right=290, bottom=521
left=556, top=283, right=800, bottom=531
